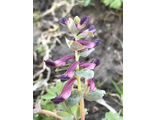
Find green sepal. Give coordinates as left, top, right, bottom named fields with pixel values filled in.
left=79, top=48, right=95, bottom=57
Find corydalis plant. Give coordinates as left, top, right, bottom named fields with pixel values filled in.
left=41, top=15, right=105, bottom=120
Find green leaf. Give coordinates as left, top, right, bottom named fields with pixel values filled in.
left=84, top=108, right=88, bottom=115
left=110, top=0, right=122, bottom=9
left=41, top=99, right=48, bottom=105
left=65, top=90, right=83, bottom=107
left=75, top=69, right=94, bottom=79
left=103, top=0, right=112, bottom=6
left=110, top=77, right=122, bottom=95
left=55, top=64, right=70, bottom=72
left=62, top=117, right=73, bottom=120
left=84, top=0, right=91, bottom=7
left=57, top=111, right=73, bottom=120
left=84, top=90, right=105, bottom=101
left=46, top=118, right=57, bottom=120
left=105, top=112, right=114, bottom=120
left=56, top=81, right=63, bottom=89
left=57, top=102, right=71, bottom=113
left=43, top=102, right=54, bottom=111
left=65, top=37, right=73, bottom=49
left=68, top=18, right=79, bottom=36
left=79, top=48, right=95, bottom=57
left=74, top=16, right=80, bottom=23
left=42, top=93, right=56, bottom=99
left=102, top=111, right=123, bottom=120
left=48, top=88, right=55, bottom=95
left=53, top=88, right=61, bottom=95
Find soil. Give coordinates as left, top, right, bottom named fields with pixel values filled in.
left=33, top=0, right=123, bottom=120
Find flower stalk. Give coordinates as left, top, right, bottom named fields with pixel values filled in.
left=39, top=109, right=62, bottom=120
left=75, top=51, right=85, bottom=120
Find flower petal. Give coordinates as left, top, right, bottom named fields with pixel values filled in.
left=77, top=40, right=95, bottom=48
left=44, top=55, right=75, bottom=68
left=91, top=59, right=101, bottom=67
left=85, top=78, right=95, bottom=91
left=51, top=77, right=77, bottom=104
left=77, top=15, right=90, bottom=30
left=57, top=61, right=79, bottom=82
left=79, top=62, right=96, bottom=69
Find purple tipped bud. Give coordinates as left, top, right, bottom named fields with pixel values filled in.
left=44, top=59, right=55, bottom=67
left=93, top=39, right=102, bottom=47
left=91, top=59, right=101, bottom=67
left=60, top=17, right=68, bottom=26
left=51, top=96, right=65, bottom=104
left=89, top=25, right=96, bottom=34
left=77, top=15, right=90, bottom=30
left=57, top=75, right=70, bottom=82
left=80, top=15, right=90, bottom=25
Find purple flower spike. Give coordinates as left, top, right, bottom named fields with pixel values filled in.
left=93, top=39, right=102, bottom=47
left=77, top=40, right=95, bottom=48
left=77, top=15, right=90, bottom=30
left=60, top=17, right=68, bottom=26
left=57, top=61, right=79, bottom=82
left=85, top=78, right=95, bottom=91
left=91, top=59, right=101, bottom=67
left=79, top=62, right=96, bottom=70
left=44, top=55, right=75, bottom=68
left=51, top=77, right=77, bottom=104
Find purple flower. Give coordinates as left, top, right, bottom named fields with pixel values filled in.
left=85, top=78, right=95, bottom=91
left=44, top=55, right=75, bottom=68
left=77, top=15, right=90, bottom=30
left=51, top=77, right=77, bottom=104
left=60, top=17, right=68, bottom=26
left=77, top=40, right=95, bottom=48
left=79, top=62, right=96, bottom=70
left=57, top=61, right=79, bottom=82
left=91, top=58, right=101, bottom=67
left=77, top=39, right=102, bottom=49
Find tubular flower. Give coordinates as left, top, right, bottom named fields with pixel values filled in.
left=79, top=62, right=96, bottom=70
left=51, top=77, right=77, bottom=104
left=77, top=15, right=90, bottom=30
left=44, top=55, right=75, bottom=68
left=77, top=39, right=102, bottom=49
left=85, top=78, right=95, bottom=92
left=57, top=61, right=79, bottom=82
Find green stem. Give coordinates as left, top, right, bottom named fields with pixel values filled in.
left=75, top=51, right=85, bottom=120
